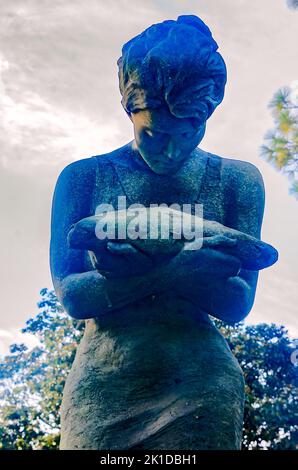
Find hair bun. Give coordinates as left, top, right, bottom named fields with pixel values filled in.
left=177, top=15, right=214, bottom=41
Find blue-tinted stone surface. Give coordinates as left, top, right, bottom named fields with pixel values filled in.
left=50, top=15, right=278, bottom=450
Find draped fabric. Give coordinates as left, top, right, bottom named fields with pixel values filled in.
left=59, top=145, right=245, bottom=450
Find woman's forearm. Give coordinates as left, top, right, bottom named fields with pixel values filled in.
left=57, top=269, right=161, bottom=320
left=160, top=247, right=254, bottom=324
left=56, top=246, right=254, bottom=324
left=186, top=275, right=253, bottom=324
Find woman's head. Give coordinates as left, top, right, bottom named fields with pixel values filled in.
left=118, top=15, right=227, bottom=123
left=117, top=15, right=227, bottom=174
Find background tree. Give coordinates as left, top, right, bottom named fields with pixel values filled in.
left=0, top=289, right=297, bottom=449
left=217, top=321, right=298, bottom=449
left=261, top=85, right=298, bottom=197
left=261, top=2, right=297, bottom=195
left=287, top=0, right=298, bottom=10
left=0, top=289, right=84, bottom=449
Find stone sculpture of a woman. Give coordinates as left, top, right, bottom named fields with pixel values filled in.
left=50, top=15, right=277, bottom=450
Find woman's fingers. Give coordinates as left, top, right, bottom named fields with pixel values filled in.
left=183, top=235, right=237, bottom=253
left=107, top=241, right=138, bottom=254
left=197, top=248, right=241, bottom=279
left=107, top=241, right=154, bottom=270
left=203, top=234, right=237, bottom=248
left=174, top=245, right=241, bottom=278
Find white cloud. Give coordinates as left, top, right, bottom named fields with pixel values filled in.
left=0, top=0, right=297, bottom=338
left=249, top=270, right=298, bottom=337
left=0, top=54, right=122, bottom=171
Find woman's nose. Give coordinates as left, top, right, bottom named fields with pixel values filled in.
left=164, top=140, right=181, bottom=160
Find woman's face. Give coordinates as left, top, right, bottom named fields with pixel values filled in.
left=130, top=106, right=206, bottom=175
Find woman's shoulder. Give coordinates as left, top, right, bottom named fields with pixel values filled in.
left=209, top=153, right=265, bottom=218
left=56, top=143, right=130, bottom=182
left=207, top=152, right=265, bottom=192
left=53, top=143, right=134, bottom=210
left=58, top=155, right=96, bottom=178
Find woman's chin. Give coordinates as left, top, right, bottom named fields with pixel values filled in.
left=144, top=160, right=183, bottom=175
left=150, top=165, right=178, bottom=175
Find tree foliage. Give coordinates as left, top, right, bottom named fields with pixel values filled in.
left=287, top=0, right=298, bottom=10
left=216, top=321, right=298, bottom=449
left=0, top=289, right=84, bottom=450
left=0, top=289, right=297, bottom=449
left=261, top=86, right=298, bottom=197
left=261, top=3, right=297, bottom=194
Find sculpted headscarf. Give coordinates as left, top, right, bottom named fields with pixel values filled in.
left=117, top=15, right=227, bottom=123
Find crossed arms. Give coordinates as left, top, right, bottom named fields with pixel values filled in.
left=50, top=158, right=265, bottom=325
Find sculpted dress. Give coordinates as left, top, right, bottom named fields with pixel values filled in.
left=59, top=144, right=245, bottom=450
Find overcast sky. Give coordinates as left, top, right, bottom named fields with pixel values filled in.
left=0, top=0, right=297, bottom=354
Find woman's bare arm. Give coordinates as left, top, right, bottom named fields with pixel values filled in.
left=50, top=158, right=163, bottom=319
left=168, top=160, right=265, bottom=324
left=51, top=157, right=265, bottom=322
left=56, top=264, right=169, bottom=320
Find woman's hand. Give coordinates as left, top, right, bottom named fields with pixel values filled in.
left=144, top=239, right=244, bottom=319
left=94, top=241, right=155, bottom=278
left=160, top=237, right=242, bottom=294
left=108, top=241, right=154, bottom=269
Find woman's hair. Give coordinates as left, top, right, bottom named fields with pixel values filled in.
left=117, top=15, right=227, bottom=124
